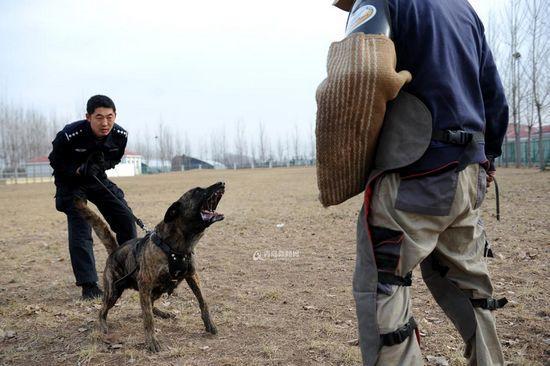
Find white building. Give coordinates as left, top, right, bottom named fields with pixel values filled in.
left=107, top=150, right=142, bottom=177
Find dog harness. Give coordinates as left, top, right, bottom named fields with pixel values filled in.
left=113, top=231, right=192, bottom=289
left=151, top=232, right=193, bottom=279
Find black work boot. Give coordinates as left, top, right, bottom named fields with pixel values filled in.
left=81, top=283, right=103, bottom=300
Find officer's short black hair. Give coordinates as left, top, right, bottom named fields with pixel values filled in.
left=86, top=95, right=116, bottom=115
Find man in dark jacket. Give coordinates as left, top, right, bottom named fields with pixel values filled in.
left=49, top=95, right=137, bottom=300
left=331, top=0, right=509, bottom=364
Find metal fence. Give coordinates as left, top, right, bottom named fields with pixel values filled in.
left=497, top=139, right=550, bottom=167
left=0, top=171, right=54, bottom=185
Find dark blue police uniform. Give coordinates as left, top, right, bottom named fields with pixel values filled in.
left=48, top=120, right=137, bottom=286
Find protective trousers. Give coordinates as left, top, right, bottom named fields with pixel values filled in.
left=354, top=164, right=505, bottom=365
left=55, top=179, right=137, bottom=286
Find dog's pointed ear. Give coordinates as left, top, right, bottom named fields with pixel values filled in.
left=164, top=201, right=182, bottom=223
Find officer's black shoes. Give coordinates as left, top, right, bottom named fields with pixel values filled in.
left=81, top=283, right=103, bottom=300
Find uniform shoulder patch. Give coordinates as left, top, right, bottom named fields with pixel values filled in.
left=63, top=120, right=87, bottom=141
left=113, top=124, right=128, bottom=137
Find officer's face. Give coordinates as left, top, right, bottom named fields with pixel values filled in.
left=86, top=107, right=116, bottom=138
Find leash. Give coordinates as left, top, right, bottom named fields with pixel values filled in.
left=493, top=177, right=500, bottom=221
left=93, top=175, right=150, bottom=233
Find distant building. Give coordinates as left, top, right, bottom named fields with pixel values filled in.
left=107, top=150, right=143, bottom=177
left=143, top=158, right=172, bottom=173
left=26, top=156, right=53, bottom=177
left=171, top=155, right=226, bottom=171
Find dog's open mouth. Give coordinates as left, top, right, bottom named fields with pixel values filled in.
left=200, top=185, right=224, bottom=223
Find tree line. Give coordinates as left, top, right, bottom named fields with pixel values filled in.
left=0, top=98, right=315, bottom=171
left=489, top=0, right=549, bottom=170
left=0, top=0, right=548, bottom=172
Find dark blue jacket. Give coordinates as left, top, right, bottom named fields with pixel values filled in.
left=388, top=0, right=509, bottom=173
left=48, top=120, right=128, bottom=187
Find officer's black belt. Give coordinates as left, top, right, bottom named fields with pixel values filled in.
left=432, top=129, right=485, bottom=172
left=151, top=232, right=192, bottom=279
left=378, top=271, right=413, bottom=286
left=470, top=297, right=508, bottom=310
left=380, top=317, right=418, bottom=347
left=432, top=130, right=484, bottom=146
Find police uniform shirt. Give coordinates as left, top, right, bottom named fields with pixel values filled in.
left=48, top=120, right=128, bottom=185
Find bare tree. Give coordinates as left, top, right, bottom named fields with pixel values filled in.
left=258, top=121, right=268, bottom=163
left=309, top=120, right=316, bottom=161
left=292, top=123, right=300, bottom=160
left=183, top=132, right=192, bottom=156
left=156, top=121, right=174, bottom=171
left=527, top=0, right=550, bottom=171
left=504, top=0, right=528, bottom=168
left=210, top=126, right=227, bottom=163
left=276, top=136, right=285, bottom=164
left=233, top=120, right=247, bottom=167
left=173, top=130, right=184, bottom=157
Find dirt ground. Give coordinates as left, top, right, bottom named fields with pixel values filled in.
left=0, top=167, right=548, bottom=366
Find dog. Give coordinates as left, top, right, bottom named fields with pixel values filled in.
left=75, top=182, right=225, bottom=352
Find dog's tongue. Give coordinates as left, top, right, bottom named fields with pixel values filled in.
left=201, top=211, right=224, bottom=223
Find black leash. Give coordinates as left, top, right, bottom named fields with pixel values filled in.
left=92, top=175, right=150, bottom=233
left=493, top=177, right=500, bottom=221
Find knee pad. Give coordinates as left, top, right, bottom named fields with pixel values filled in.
left=421, top=253, right=507, bottom=343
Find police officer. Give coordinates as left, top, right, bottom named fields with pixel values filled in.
left=49, top=95, right=137, bottom=300
left=329, top=0, right=509, bottom=365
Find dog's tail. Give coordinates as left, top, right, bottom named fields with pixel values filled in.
left=74, top=198, right=118, bottom=255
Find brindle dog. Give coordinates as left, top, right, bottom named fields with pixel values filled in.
left=75, top=182, right=225, bottom=352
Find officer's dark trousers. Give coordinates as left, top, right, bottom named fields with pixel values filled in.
left=55, top=179, right=137, bottom=286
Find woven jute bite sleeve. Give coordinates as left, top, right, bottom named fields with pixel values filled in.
left=315, top=33, right=411, bottom=207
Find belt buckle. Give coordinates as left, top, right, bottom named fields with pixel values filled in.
left=486, top=298, right=497, bottom=310
left=445, top=130, right=470, bottom=145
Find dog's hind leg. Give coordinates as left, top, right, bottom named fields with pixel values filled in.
left=186, top=273, right=217, bottom=335
left=139, top=285, right=161, bottom=352
left=98, top=270, right=122, bottom=334
left=153, top=307, right=174, bottom=319
left=152, top=292, right=175, bottom=319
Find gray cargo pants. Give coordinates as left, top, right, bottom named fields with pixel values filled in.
left=355, top=164, right=505, bottom=365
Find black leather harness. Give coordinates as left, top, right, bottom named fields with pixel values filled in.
left=150, top=232, right=193, bottom=279
left=113, top=231, right=193, bottom=289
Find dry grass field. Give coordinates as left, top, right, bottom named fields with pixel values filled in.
left=0, top=167, right=548, bottom=366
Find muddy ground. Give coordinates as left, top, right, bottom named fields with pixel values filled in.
left=0, top=167, right=548, bottom=366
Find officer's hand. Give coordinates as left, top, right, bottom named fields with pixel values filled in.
left=78, top=161, right=102, bottom=177
left=89, top=151, right=106, bottom=170
left=78, top=152, right=105, bottom=177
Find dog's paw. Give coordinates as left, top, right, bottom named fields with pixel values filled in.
left=147, top=337, right=161, bottom=353
left=205, top=322, right=217, bottom=335
left=153, top=307, right=175, bottom=319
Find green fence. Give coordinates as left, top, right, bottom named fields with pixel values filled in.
left=498, top=138, right=550, bottom=166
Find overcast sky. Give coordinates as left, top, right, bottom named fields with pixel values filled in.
left=0, top=0, right=500, bottom=153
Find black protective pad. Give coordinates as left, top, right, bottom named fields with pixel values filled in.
left=374, top=91, right=433, bottom=172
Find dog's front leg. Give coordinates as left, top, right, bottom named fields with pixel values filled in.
left=186, top=273, right=217, bottom=334
left=139, top=286, right=161, bottom=352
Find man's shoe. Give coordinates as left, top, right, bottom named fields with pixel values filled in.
left=81, top=283, right=103, bottom=300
